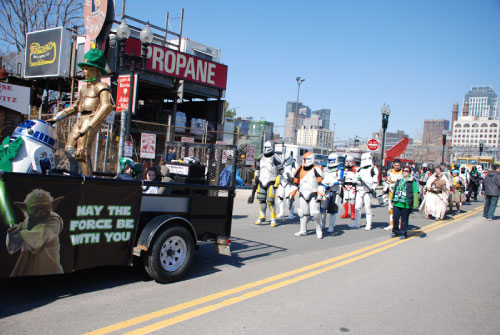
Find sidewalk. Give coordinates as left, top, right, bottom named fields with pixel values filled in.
left=234, top=188, right=253, bottom=202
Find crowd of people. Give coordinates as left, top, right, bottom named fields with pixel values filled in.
left=249, top=141, right=498, bottom=239
left=115, top=140, right=499, bottom=236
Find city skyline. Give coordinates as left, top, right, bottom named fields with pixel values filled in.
left=98, top=1, right=500, bottom=141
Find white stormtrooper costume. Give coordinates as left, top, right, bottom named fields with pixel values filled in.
left=276, top=153, right=298, bottom=219
left=8, top=120, right=56, bottom=173
left=350, top=152, right=379, bottom=230
left=290, top=152, right=324, bottom=239
left=476, top=165, right=484, bottom=195
left=321, top=153, right=342, bottom=234
left=341, top=155, right=357, bottom=220
left=254, top=140, right=283, bottom=227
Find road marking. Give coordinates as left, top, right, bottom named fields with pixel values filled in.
left=84, top=206, right=482, bottom=335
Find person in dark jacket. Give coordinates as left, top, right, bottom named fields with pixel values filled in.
left=467, top=166, right=482, bottom=202
left=391, top=167, right=419, bottom=239
left=482, top=164, right=500, bottom=221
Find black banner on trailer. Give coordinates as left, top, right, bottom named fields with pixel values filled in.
left=0, top=173, right=142, bottom=278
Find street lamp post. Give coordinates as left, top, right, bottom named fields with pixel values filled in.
left=380, top=104, right=391, bottom=184
left=116, top=19, right=153, bottom=159
left=294, top=76, right=305, bottom=145
left=479, top=140, right=484, bottom=157
left=354, top=135, right=360, bottom=148
left=441, top=130, right=448, bottom=163
left=332, top=123, right=336, bottom=147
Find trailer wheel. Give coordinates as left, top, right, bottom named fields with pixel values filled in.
left=145, top=226, right=194, bottom=283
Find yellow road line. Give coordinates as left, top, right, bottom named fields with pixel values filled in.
left=84, top=237, right=398, bottom=335
left=124, top=208, right=481, bottom=335
left=84, top=206, right=481, bottom=335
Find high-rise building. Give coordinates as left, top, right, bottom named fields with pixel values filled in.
left=249, top=119, right=274, bottom=154
left=451, top=100, right=500, bottom=157
left=463, top=86, right=499, bottom=119
left=303, top=114, right=322, bottom=128
left=285, top=101, right=309, bottom=142
left=371, top=129, right=412, bottom=149
left=311, top=109, right=331, bottom=129
left=422, top=119, right=450, bottom=147
left=451, top=118, right=500, bottom=149
left=286, top=101, right=303, bottom=117
left=297, top=126, right=334, bottom=152
left=298, top=105, right=311, bottom=118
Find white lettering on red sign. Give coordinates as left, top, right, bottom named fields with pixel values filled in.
left=126, top=38, right=227, bottom=89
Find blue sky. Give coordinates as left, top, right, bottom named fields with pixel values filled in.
left=124, top=0, right=500, bottom=142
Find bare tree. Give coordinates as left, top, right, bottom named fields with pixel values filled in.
left=0, top=51, right=19, bottom=72
left=0, top=0, right=83, bottom=53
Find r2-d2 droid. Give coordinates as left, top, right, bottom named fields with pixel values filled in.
left=10, top=120, right=56, bottom=174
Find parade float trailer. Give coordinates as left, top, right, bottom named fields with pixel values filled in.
left=0, top=136, right=236, bottom=283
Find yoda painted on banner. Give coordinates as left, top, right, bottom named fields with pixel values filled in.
left=6, top=189, right=64, bottom=277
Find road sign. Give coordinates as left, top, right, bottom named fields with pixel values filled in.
left=246, top=145, right=256, bottom=166
left=124, top=141, right=133, bottom=157
left=367, top=139, right=379, bottom=151
left=140, top=133, right=156, bottom=159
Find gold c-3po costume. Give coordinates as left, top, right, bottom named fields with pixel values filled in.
left=49, top=49, right=113, bottom=175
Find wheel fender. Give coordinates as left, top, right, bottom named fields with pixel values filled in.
left=134, top=215, right=197, bottom=256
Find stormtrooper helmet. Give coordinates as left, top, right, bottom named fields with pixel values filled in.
left=422, top=162, right=428, bottom=171
left=360, top=152, right=373, bottom=168
left=303, top=152, right=315, bottom=167
left=345, top=155, right=355, bottom=168
left=263, top=140, right=275, bottom=156
left=327, top=153, right=338, bottom=169
left=476, top=165, right=483, bottom=174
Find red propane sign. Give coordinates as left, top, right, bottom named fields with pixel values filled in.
left=125, top=38, right=228, bottom=90
left=367, top=139, right=379, bottom=151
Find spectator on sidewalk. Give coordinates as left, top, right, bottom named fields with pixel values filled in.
left=482, top=164, right=500, bottom=221
left=166, top=147, right=176, bottom=161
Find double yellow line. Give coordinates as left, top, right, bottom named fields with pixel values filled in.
left=84, top=206, right=483, bottom=335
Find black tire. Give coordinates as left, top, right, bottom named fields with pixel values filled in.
left=144, top=225, right=194, bottom=283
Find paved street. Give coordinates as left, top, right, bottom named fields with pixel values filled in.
left=1, top=190, right=500, bottom=335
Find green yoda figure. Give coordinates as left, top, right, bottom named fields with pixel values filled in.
left=6, top=189, right=64, bottom=277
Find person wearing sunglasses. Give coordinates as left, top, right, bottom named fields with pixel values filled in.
left=390, top=167, right=419, bottom=239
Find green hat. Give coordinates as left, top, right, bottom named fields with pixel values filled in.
left=119, top=157, right=136, bottom=175
left=78, top=48, right=107, bottom=75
